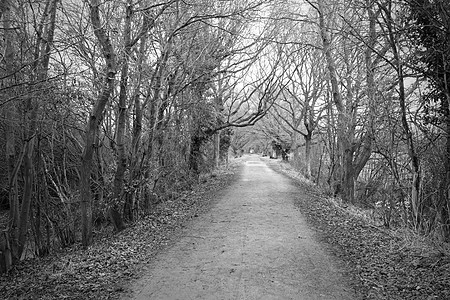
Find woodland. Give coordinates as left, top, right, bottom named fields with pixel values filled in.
left=0, top=0, right=449, bottom=296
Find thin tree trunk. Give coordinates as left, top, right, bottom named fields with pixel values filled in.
left=291, top=132, right=299, bottom=168
left=380, top=1, right=421, bottom=228
left=353, top=134, right=372, bottom=180
left=189, top=133, right=204, bottom=176
left=126, top=8, right=158, bottom=216
left=443, top=89, right=450, bottom=239
left=128, top=29, right=147, bottom=220
left=153, top=65, right=177, bottom=165
left=18, top=0, right=58, bottom=258
left=342, top=147, right=355, bottom=204
left=113, top=0, right=133, bottom=227
left=440, top=52, right=450, bottom=239
left=130, top=12, right=153, bottom=171
left=316, top=0, right=349, bottom=200
left=213, top=132, right=220, bottom=168
left=145, top=45, right=171, bottom=167
left=316, top=143, right=325, bottom=185
left=213, top=76, right=224, bottom=169
left=304, top=132, right=312, bottom=179
left=352, top=0, right=377, bottom=182
left=325, top=89, right=338, bottom=187
left=80, top=0, right=117, bottom=247
left=17, top=138, right=35, bottom=257
left=3, top=0, right=20, bottom=263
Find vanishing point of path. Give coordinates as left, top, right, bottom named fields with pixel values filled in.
left=124, top=156, right=356, bottom=300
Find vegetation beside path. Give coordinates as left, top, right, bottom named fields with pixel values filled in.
left=3, top=156, right=449, bottom=300
left=0, top=163, right=240, bottom=300
left=267, top=158, right=450, bottom=300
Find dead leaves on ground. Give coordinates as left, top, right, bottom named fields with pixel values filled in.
left=0, top=166, right=239, bottom=300
left=270, top=159, right=450, bottom=300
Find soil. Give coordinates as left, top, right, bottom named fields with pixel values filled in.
left=123, top=155, right=356, bottom=299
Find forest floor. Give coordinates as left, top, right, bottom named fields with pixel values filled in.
left=1, top=155, right=449, bottom=299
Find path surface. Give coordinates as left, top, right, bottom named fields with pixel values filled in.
left=125, top=156, right=355, bottom=300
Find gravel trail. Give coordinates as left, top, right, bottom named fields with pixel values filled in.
left=124, top=156, right=356, bottom=300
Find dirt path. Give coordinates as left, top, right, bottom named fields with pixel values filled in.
left=124, top=156, right=356, bottom=300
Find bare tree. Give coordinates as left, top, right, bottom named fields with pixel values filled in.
left=273, top=42, right=327, bottom=178
left=80, top=0, right=117, bottom=247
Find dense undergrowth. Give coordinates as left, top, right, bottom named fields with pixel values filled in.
left=0, top=162, right=240, bottom=300
left=266, top=158, right=450, bottom=300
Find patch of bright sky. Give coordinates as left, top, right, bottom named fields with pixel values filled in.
left=220, top=1, right=314, bottom=116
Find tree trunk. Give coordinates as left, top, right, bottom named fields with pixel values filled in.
left=291, top=132, right=300, bottom=169
left=16, top=0, right=58, bottom=259
left=213, top=132, right=220, bottom=168
left=213, top=75, right=224, bottom=169
left=342, top=147, right=355, bottom=204
left=325, top=89, right=339, bottom=187
left=144, top=45, right=171, bottom=168
left=446, top=95, right=450, bottom=239
left=353, top=133, right=372, bottom=181
left=304, top=132, right=312, bottom=179
left=317, top=0, right=349, bottom=200
left=316, top=143, right=325, bottom=185
left=17, top=138, right=35, bottom=257
left=80, top=0, right=117, bottom=247
left=113, top=0, right=133, bottom=226
left=352, top=0, right=376, bottom=182
left=0, top=230, right=12, bottom=273
left=128, top=22, right=149, bottom=218
left=3, top=0, right=20, bottom=263
left=380, top=1, right=421, bottom=228
left=7, top=145, right=24, bottom=261
left=189, top=133, right=203, bottom=175
left=126, top=9, right=158, bottom=216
